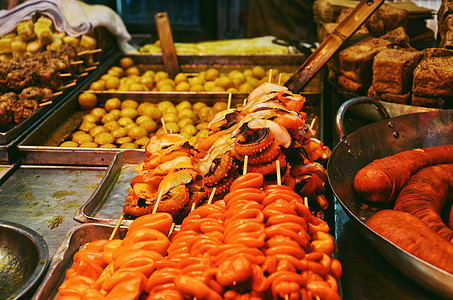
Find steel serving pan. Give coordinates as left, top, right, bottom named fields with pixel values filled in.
left=0, top=220, right=49, bottom=300
left=327, top=97, right=453, bottom=298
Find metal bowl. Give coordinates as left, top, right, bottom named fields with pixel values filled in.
left=0, top=220, right=49, bottom=299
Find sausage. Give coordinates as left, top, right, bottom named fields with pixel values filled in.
left=366, top=209, right=453, bottom=274
left=354, top=144, right=453, bottom=203
left=394, top=164, right=453, bottom=242
left=174, top=275, right=223, bottom=300
left=230, top=172, right=264, bottom=191
left=127, top=212, right=174, bottom=236
left=216, top=254, right=253, bottom=286
left=66, top=259, right=104, bottom=281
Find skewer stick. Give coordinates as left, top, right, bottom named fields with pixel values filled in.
left=207, top=187, right=216, bottom=205
left=84, top=65, right=98, bottom=72
left=52, top=91, right=63, bottom=97
left=77, top=48, right=102, bottom=56
left=243, top=98, right=247, bottom=106
left=70, top=60, right=84, bottom=65
left=77, top=72, right=89, bottom=78
left=276, top=159, right=281, bottom=185
left=268, top=68, right=273, bottom=83
left=277, top=73, right=283, bottom=85
left=227, top=93, right=232, bottom=110
left=243, top=155, right=248, bottom=175
left=60, top=73, right=72, bottom=78
left=309, top=117, right=316, bottom=131
left=304, top=196, right=309, bottom=209
left=39, top=101, right=52, bottom=107
left=58, top=81, right=77, bottom=90
left=152, top=189, right=165, bottom=214
left=167, top=222, right=175, bottom=237
left=109, top=214, right=124, bottom=240
left=161, top=117, right=168, bottom=134
left=191, top=202, right=196, bottom=211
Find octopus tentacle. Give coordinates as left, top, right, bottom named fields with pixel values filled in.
left=235, top=127, right=274, bottom=156
left=157, top=185, right=190, bottom=215
left=123, top=202, right=153, bottom=219
left=204, top=152, right=234, bottom=186
left=248, top=153, right=287, bottom=175
left=240, top=139, right=281, bottom=165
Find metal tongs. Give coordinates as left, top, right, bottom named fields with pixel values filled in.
left=272, top=38, right=319, bottom=56
left=285, top=0, right=385, bottom=93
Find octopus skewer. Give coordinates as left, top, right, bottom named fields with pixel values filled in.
left=109, top=214, right=124, bottom=240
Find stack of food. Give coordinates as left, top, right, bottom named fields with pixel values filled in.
left=0, top=14, right=100, bottom=130
left=322, top=3, right=452, bottom=109
left=122, top=81, right=330, bottom=223
left=56, top=173, right=342, bottom=299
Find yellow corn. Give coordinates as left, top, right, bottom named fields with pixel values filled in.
left=17, top=20, right=35, bottom=41
left=11, top=39, right=26, bottom=57
left=26, top=40, right=42, bottom=53
left=0, top=38, right=12, bottom=54
left=47, top=38, right=62, bottom=50
left=80, top=34, right=97, bottom=50
left=35, top=27, right=54, bottom=45
left=63, top=35, right=79, bottom=46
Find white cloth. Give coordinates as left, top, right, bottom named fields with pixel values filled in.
left=0, top=0, right=132, bottom=52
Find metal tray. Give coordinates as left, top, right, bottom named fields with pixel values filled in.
left=18, top=88, right=321, bottom=166
left=32, top=223, right=128, bottom=300
left=74, top=150, right=145, bottom=225
left=0, top=163, right=108, bottom=259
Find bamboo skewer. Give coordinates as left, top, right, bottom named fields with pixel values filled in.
left=70, top=60, right=84, bottom=65
left=277, top=73, right=283, bottom=85
left=59, top=73, right=72, bottom=78
left=39, top=101, right=53, bottom=107
left=152, top=189, right=165, bottom=214
left=109, top=214, right=124, bottom=240
left=268, top=68, right=273, bottom=83
left=58, top=81, right=77, bottom=90
left=52, top=91, right=63, bottom=97
left=77, top=72, right=89, bottom=78
left=276, top=159, right=281, bottom=185
left=227, top=93, right=232, bottom=110
left=167, top=222, right=175, bottom=237
left=161, top=117, right=168, bottom=134
left=207, top=187, right=216, bottom=205
left=243, top=155, right=248, bottom=175
left=84, top=65, right=98, bottom=72
left=77, top=48, right=102, bottom=56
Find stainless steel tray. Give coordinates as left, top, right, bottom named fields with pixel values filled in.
left=74, top=150, right=145, bottom=225
left=32, top=223, right=128, bottom=300
left=0, top=163, right=108, bottom=258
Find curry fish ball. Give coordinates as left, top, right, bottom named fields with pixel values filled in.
left=176, top=100, right=192, bottom=111
left=226, top=87, right=238, bottom=93
left=154, top=71, right=168, bottom=82
left=243, top=69, right=253, bottom=77
left=111, top=127, right=128, bottom=138
left=137, top=102, right=153, bottom=114
left=120, top=108, right=138, bottom=119
left=136, top=115, right=152, bottom=125
left=105, top=97, right=121, bottom=111
left=143, top=70, right=155, bottom=78
left=60, top=141, right=78, bottom=147
left=101, top=112, right=118, bottom=123
left=104, top=121, right=121, bottom=131
left=135, top=136, right=150, bottom=146
left=79, top=121, right=97, bottom=132
left=125, top=123, right=138, bottom=131
left=212, top=101, right=228, bottom=113
left=121, top=99, right=139, bottom=110
left=188, top=77, right=203, bottom=86
left=163, top=105, right=178, bottom=115
left=119, top=57, right=134, bottom=69
left=105, top=76, right=121, bottom=90
left=118, top=117, right=134, bottom=126
left=94, top=132, right=115, bottom=145
left=175, top=82, right=190, bottom=92
left=190, top=84, right=205, bottom=92
left=178, top=109, right=197, bottom=121
left=198, top=107, right=215, bottom=122
left=140, top=120, right=158, bottom=132
left=139, top=76, right=154, bottom=89
left=128, top=126, right=148, bottom=139
left=178, top=118, right=193, bottom=128
left=83, top=114, right=97, bottom=123
left=162, top=113, right=179, bottom=123
left=211, top=86, right=225, bottom=92
left=174, top=73, right=188, bottom=85
left=72, top=132, right=93, bottom=144
left=196, top=129, right=210, bottom=139
left=252, top=66, right=266, bottom=79
left=78, top=92, right=98, bottom=110
left=239, top=82, right=255, bottom=93
left=196, top=122, right=208, bottom=130
left=180, top=124, right=197, bottom=136
left=99, top=143, right=117, bottom=148
left=117, top=136, right=133, bottom=145
left=189, top=136, right=198, bottom=146
left=205, top=68, right=219, bottom=81
left=179, top=131, right=192, bottom=140
left=129, top=83, right=146, bottom=91
left=165, top=122, right=180, bottom=133
left=89, top=80, right=105, bottom=91
left=90, top=107, right=107, bottom=120
left=156, top=78, right=175, bottom=90
left=110, top=109, right=122, bottom=119
left=157, top=101, right=174, bottom=112
left=79, top=141, right=99, bottom=148
left=215, top=76, right=234, bottom=90
left=159, top=85, right=174, bottom=92
left=89, top=125, right=107, bottom=137
left=155, top=128, right=166, bottom=137
left=141, top=105, right=161, bottom=120
left=120, top=143, right=138, bottom=149
left=125, top=66, right=140, bottom=77
left=192, top=102, right=207, bottom=112
left=204, top=81, right=216, bottom=91
left=109, top=66, right=124, bottom=77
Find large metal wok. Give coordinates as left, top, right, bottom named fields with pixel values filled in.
left=327, top=97, right=453, bottom=298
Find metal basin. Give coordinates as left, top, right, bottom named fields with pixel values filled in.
left=0, top=220, right=49, bottom=300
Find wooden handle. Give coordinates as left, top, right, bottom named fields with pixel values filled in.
left=285, top=0, right=385, bottom=93
left=155, top=12, right=180, bottom=78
